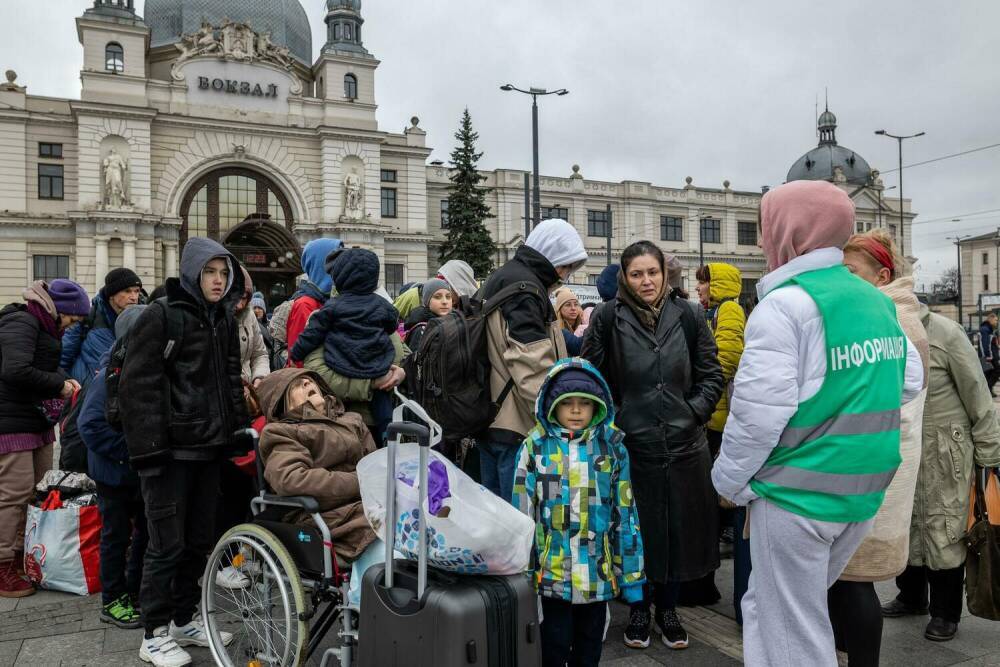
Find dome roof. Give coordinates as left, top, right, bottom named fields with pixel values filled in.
left=146, top=0, right=313, bottom=65
left=786, top=144, right=872, bottom=187
left=817, top=109, right=837, bottom=128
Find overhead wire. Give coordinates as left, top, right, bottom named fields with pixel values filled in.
left=879, top=142, right=1000, bottom=174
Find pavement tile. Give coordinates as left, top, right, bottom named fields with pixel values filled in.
left=878, top=631, right=974, bottom=667
left=0, top=640, right=21, bottom=667
left=0, top=599, right=15, bottom=614
left=600, top=656, right=664, bottom=667
left=14, top=628, right=104, bottom=666
left=71, top=650, right=145, bottom=667
left=102, top=627, right=144, bottom=654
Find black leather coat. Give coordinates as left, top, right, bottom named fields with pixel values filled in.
left=582, top=295, right=723, bottom=457
left=120, top=243, right=248, bottom=469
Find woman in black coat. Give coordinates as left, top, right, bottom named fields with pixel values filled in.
left=0, top=279, right=89, bottom=597
left=582, top=241, right=723, bottom=651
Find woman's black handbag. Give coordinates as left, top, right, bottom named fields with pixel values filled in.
left=965, top=467, right=1000, bottom=620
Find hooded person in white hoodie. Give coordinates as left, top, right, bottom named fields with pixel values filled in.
left=477, top=218, right=588, bottom=500
left=711, top=181, right=923, bottom=667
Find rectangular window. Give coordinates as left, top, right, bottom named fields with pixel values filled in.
left=984, top=275, right=990, bottom=292
left=541, top=206, right=569, bottom=221
left=587, top=209, right=610, bottom=237
left=385, top=263, right=404, bottom=298
left=32, top=255, right=69, bottom=282
left=660, top=216, right=683, bottom=242
left=741, top=278, right=758, bottom=298
left=984, top=252, right=990, bottom=265
left=856, top=222, right=864, bottom=233
left=701, top=218, right=721, bottom=244
left=440, top=199, right=449, bottom=228
left=588, top=274, right=599, bottom=286
left=380, top=169, right=397, bottom=183
left=738, top=221, right=757, bottom=246
left=380, top=187, right=397, bottom=218
left=39, top=143, right=62, bottom=158
left=889, top=224, right=897, bottom=240
left=38, top=164, right=64, bottom=200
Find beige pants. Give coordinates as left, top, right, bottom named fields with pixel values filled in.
left=0, top=443, right=53, bottom=562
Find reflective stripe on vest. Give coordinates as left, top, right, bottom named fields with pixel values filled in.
left=777, top=409, right=901, bottom=449
left=753, top=466, right=898, bottom=496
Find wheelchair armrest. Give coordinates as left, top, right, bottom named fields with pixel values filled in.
left=260, top=493, right=320, bottom=514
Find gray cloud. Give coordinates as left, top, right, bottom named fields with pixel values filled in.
left=2, top=0, right=997, bottom=287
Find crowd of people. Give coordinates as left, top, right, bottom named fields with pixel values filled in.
left=0, top=179, right=997, bottom=667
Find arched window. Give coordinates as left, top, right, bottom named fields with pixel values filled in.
left=344, top=74, right=358, bottom=100
left=105, top=42, right=124, bottom=73
left=180, top=167, right=293, bottom=247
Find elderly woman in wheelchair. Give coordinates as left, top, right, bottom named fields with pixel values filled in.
left=201, top=368, right=387, bottom=667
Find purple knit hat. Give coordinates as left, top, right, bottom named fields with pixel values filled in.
left=47, top=279, right=91, bottom=316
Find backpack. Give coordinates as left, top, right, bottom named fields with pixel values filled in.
left=401, top=282, right=544, bottom=442
left=105, top=298, right=184, bottom=431
left=56, top=387, right=88, bottom=474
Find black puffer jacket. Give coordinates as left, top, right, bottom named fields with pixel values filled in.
left=120, top=238, right=249, bottom=468
left=582, top=295, right=723, bottom=457
left=0, top=304, right=65, bottom=435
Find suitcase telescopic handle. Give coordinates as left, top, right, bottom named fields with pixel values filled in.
left=383, top=421, right=431, bottom=597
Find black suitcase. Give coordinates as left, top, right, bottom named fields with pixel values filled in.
left=357, top=421, right=542, bottom=667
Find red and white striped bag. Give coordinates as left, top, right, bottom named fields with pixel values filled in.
left=23, top=490, right=101, bottom=596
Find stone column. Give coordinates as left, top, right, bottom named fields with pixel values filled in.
left=123, top=238, right=136, bottom=270
left=95, top=236, right=109, bottom=292
left=164, top=243, right=177, bottom=279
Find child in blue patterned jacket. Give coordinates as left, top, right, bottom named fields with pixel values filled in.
left=513, top=357, right=645, bottom=666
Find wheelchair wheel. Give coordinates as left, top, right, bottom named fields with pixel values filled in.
left=203, top=523, right=309, bottom=666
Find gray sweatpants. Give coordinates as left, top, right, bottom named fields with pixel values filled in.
left=741, top=498, right=873, bottom=667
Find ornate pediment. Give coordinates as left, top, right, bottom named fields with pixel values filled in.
left=171, top=18, right=296, bottom=80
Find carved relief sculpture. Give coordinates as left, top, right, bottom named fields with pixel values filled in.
left=343, top=171, right=364, bottom=220
left=171, top=20, right=299, bottom=80
left=102, top=148, right=129, bottom=209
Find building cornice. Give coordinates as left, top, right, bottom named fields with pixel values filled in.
left=0, top=215, right=73, bottom=229
left=70, top=101, right=158, bottom=121
left=316, top=125, right=387, bottom=143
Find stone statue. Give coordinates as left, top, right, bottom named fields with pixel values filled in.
left=103, top=148, right=129, bottom=208
left=832, top=165, right=847, bottom=184
left=222, top=19, right=255, bottom=61
left=344, top=171, right=363, bottom=219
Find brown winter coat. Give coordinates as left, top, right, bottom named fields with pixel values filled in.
left=256, top=368, right=377, bottom=561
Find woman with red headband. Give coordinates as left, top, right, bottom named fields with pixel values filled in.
left=831, top=230, right=930, bottom=663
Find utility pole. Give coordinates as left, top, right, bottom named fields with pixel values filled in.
left=523, top=172, right=531, bottom=240
left=875, top=129, right=925, bottom=255
left=950, top=231, right=971, bottom=329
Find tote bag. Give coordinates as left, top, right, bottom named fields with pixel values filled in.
left=23, top=490, right=102, bottom=596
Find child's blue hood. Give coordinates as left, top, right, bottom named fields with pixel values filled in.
left=534, top=357, right=616, bottom=435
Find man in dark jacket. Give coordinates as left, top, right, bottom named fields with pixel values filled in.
left=79, top=304, right=147, bottom=629
left=479, top=218, right=588, bottom=500
left=120, top=238, right=247, bottom=666
left=60, top=268, right=142, bottom=387
left=979, top=313, right=998, bottom=393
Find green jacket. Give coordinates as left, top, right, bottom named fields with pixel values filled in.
left=912, top=306, right=1000, bottom=569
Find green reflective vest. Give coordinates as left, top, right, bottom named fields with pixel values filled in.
left=749, top=265, right=907, bottom=523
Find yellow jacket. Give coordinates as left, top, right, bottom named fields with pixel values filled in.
left=706, top=263, right=745, bottom=433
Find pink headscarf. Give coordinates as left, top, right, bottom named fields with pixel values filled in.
left=760, top=180, right=856, bottom=270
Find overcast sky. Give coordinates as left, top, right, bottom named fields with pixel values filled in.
left=2, top=0, right=998, bottom=288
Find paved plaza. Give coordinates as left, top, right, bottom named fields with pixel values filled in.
left=2, top=557, right=999, bottom=666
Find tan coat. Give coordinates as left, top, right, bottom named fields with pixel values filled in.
left=842, top=277, right=929, bottom=581
left=256, top=368, right=377, bottom=560
left=237, top=306, right=270, bottom=383
left=909, top=306, right=1000, bottom=570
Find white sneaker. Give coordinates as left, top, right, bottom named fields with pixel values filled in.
left=139, top=627, right=192, bottom=667
left=215, top=565, right=250, bottom=589
left=169, top=614, right=233, bottom=647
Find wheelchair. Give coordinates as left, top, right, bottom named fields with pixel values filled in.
left=200, top=426, right=356, bottom=667
left=201, top=390, right=444, bottom=667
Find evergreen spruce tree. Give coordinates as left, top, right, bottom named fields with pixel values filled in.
left=438, top=109, right=495, bottom=277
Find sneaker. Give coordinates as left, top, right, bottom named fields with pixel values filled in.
left=139, top=627, right=192, bottom=667
left=924, top=616, right=958, bottom=642
left=101, top=594, right=143, bottom=629
left=881, top=598, right=928, bottom=618
left=623, top=608, right=651, bottom=649
left=215, top=565, right=250, bottom=590
left=0, top=560, right=34, bottom=599
left=657, top=609, right=689, bottom=649
left=234, top=545, right=262, bottom=577
left=169, top=614, right=233, bottom=648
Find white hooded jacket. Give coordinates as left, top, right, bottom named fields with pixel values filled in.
left=711, top=247, right=924, bottom=506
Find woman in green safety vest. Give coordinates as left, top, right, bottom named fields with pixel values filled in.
left=711, top=180, right=924, bottom=667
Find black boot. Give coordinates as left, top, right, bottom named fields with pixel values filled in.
left=924, top=617, right=958, bottom=642
left=881, top=598, right=928, bottom=617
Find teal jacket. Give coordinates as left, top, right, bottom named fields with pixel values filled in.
left=512, top=358, right=645, bottom=604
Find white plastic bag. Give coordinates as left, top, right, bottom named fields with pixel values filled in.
left=357, top=442, right=534, bottom=575
left=24, top=490, right=102, bottom=596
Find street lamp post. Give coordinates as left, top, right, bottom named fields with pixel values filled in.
left=501, top=84, right=569, bottom=227
left=950, top=225, right=971, bottom=329
left=875, top=129, right=925, bottom=254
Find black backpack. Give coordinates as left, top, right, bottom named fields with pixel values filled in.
left=57, top=387, right=88, bottom=473
left=402, top=282, right=544, bottom=442
left=105, top=298, right=184, bottom=431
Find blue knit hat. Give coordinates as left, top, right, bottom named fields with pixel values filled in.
left=250, top=296, right=267, bottom=312
left=542, top=367, right=609, bottom=429
left=597, top=264, right=620, bottom=302
left=47, top=279, right=91, bottom=316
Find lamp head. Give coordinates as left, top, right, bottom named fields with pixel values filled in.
left=556, top=89, right=569, bottom=96
left=875, top=129, right=886, bottom=135
left=915, top=131, right=926, bottom=137
left=500, top=84, right=513, bottom=92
